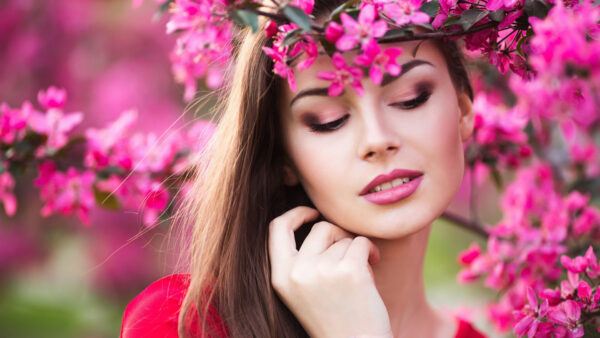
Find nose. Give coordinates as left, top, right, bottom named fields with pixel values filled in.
left=358, top=112, right=401, bottom=162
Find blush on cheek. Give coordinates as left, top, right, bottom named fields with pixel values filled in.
left=434, top=107, right=465, bottom=184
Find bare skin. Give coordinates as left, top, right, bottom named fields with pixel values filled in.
left=269, top=38, right=474, bottom=337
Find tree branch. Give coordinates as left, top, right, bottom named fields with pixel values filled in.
left=441, top=211, right=489, bottom=238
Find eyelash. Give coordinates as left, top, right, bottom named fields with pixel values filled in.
left=389, top=89, right=432, bottom=110
left=308, top=89, right=432, bottom=133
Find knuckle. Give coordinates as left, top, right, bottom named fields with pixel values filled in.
left=289, top=266, right=309, bottom=286
left=315, top=260, right=331, bottom=278
left=353, top=235, right=370, bottom=247
left=336, top=260, right=356, bottom=277
left=312, top=221, right=331, bottom=233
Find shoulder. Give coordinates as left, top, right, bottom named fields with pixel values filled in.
left=454, top=318, right=487, bottom=338
left=121, top=273, right=228, bottom=338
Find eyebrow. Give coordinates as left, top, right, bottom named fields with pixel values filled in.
left=289, top=59, right=435, bottom=107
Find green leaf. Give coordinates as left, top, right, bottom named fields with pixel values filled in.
left=488, top=9, right=506, bottom=22
left=153, top=0, right=174, bottom=21
left=442, top=15, right=465, bottom=27
left=283, top=5, right=312, bottom=32
left=319, top=36, right=337, bottom=58
left=460, top=8, right=489, bottom=31
left=419, top=0, right=440, bottom=18
left=328, top=0, right=359, bottom=21
left=231, top=9, right=259, bottom=32
left=382, top=28, right=411, bottom=39
left=97, top=166, right=125, bottom=180
left=524, top=0, right=552, bottom=19
left=414, top=22, right=434, bottom=31
left=282, top=28, right=303, bottom=46
left=93, top=187, right=121, bottom=210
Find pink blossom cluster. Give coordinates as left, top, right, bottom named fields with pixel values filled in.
left=458, top=163, right=600, bottom=335
left=509, top=0, right=600, bottom=149
left=0, top=86, right=215, bottom=226
left=165, top=0, right=235, bottom=101
left=153, top=0, right=549, bottom=98
left=464, top=91, right=532, bottom=184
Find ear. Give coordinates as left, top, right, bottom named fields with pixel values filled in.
left=283, top=163, right=299, bottom=186
left=457, top=91, right=474, bottom=142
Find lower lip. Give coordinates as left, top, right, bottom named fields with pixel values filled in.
left=362, top=175, right=423, bottom=205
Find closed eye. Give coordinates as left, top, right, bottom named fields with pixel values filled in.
left=390, top=83, right=433, bottom=110
left=309, top=114, right=349, bottom=133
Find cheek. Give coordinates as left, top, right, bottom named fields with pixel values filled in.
left=424, top=98, right=465, bottom=193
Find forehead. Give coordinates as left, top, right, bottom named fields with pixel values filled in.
left=281, top=39, right=447, bottom=105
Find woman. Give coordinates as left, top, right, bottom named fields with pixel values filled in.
left=121, top=0, right=485, bottom=337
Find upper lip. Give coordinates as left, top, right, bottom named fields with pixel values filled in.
left=360, top=168, right=424, bottom=195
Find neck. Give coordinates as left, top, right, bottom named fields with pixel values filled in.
left=370, top=224, right=456, bottom=338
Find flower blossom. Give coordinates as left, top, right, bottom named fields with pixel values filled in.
left=354, top=39, right=402, bottom=85
left=317, top=52, right=364, bottom=97
left=0, top=168, right=16, bottom=216
left=336, top=4, right=387, bottom=51
left=34, top=162, right=95, bottom=225
left=382, top=0, right=430, bottom=26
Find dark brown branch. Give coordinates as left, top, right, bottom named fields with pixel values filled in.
left=441, top=211, right=489, bottom=238
left=242, top=6, right=499, bottom=39
left=378, top=21, right=499, bottom=43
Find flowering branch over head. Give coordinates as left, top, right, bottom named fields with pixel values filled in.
left=144, top=0, right=575, bottom=100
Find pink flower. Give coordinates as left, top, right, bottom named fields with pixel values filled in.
left=354, top=39, right=402, bottom=85
left=560, top=271, right=580, bottom=299
left=325, top=21, right=344, bottom=43
left=577, top=281, right=592, bottom=304
left=382, top=0, right=430, bottom=27
left=486, top=0, right=521, bottom=11
left=37, top=86, right=67, bottom=110
left=290, top=35, right=319, bottom=71
left=291, top=0, right=314, bottom=15
left=561, top=255, right=588, bottom=274
left=584, top=246, right=600, bottom=279
left=28, top=107, right=83, bottom=152
left=547, top=300, right=584, bottom=337
left=34, top=162, right=95, bottom=225
left=336, top=4, right=387, bottom=51
left=513, top=287, right=549, bottom=338
left=0, top=169, right=17, bottom=216
left=263, top=45, right=296, bottom=91
left=458, top=243, right=481, bottom=265
left=140, top=180, right=169, bottom=226
left=265, top=21, right=278, bottom=38
left=540, top=288, right=562, bottom=306
left=0, top=101, right=31, bottom=144
left=432, top=0, right=458, bottom=29
left=85, top=110, right=137, bottom=170
left=316, top=53, right=364, bottom=97
left=572, top=207, right=599, bottom=237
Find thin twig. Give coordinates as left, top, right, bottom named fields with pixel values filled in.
left=378, top=21, right=499, bottom=43
left=441, top=211, right=489, bottom=238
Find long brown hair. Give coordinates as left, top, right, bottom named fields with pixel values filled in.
left=177, top=1, right=473, bottom=336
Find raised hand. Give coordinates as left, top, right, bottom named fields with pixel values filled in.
left=268, top=206, right=393, bottom=338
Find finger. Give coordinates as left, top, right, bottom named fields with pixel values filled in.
left=268, top=206, right=320, bottom=269
left=320, top=237, right=353, bottom=262
left=298, top=221, right=354, bottom=256
left=343, top=236, right=381, bottom=266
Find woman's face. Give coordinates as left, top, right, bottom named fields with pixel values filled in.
left=279, top=39, right=474, bottom=239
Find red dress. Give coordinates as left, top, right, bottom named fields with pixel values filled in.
left=121, top=274, right=486, bottom=338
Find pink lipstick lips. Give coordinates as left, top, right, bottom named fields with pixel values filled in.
left=360, top=169, right=424, bottom=205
